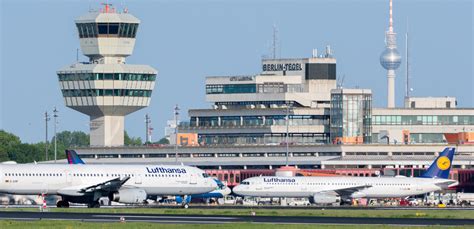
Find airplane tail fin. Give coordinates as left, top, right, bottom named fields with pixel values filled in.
left=420, top=147, right=455, bottom=179
left=66, top=150, right=85, bottom=164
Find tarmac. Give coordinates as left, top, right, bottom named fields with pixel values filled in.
left=0, top=211, right=473, bottom=226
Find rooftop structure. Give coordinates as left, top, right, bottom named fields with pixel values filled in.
left=404, top=97, right=457, bottom=109
left=57, top=4, right=157, bottom=146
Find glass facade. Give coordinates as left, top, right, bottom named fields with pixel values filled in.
left=62, top=89, right=152, bottom=97
left=198, top=133, right=328, bottom=145
left=330, top=91, right=372, bottom=144
left=206, top=83, right=305, bottom=94
left=76, top=23, right=139, bottom=38
left=373, top=115, right=474, bottom=125
left=188, top=115, right=329, bottom=127
left=58, top=73, right=156, bottom=81
left=206, top=84, right=256, bottom=94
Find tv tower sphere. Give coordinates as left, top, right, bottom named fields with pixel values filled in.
left=380, top=47, right=401, bottom=70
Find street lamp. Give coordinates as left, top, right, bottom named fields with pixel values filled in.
left=53, top=107, right=58, bottom=163
left=44, top=111, right=50, bottom=161
left=174, top=104, right=180, bottom=163
left=285, top=102, right=292, bottom=167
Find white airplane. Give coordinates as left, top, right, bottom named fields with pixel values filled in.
left=233, top=147, right=458, bottom=204
left=0, top=159, right=217, bottom=208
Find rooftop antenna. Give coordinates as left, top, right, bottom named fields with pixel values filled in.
left=337, top=74, right=346, bottom=88
left=405, top=18, right=410, bottom=98
left=272, top=24, right=279, bottom=59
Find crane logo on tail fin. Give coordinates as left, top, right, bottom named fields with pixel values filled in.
left=437, top=156, right=451, bottom=170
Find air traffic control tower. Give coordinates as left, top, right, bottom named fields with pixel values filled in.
left=57, top=4, right=157, bottom=147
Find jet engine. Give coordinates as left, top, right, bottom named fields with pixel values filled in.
left=110, top=188, right=147, bottom=204
left=309, top=193, right=340, bottom=204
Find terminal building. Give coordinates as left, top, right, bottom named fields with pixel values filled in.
left=71, top=5, right=474, bottom=191
left=75, top=50, right=474, bottom=191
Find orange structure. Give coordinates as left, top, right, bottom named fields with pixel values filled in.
left=177, top=133, right=199, bottom=146
left=444, top=132, right=474, bottom=144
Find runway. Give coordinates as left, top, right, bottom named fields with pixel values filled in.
left=0, top=211, right=473, bottom=226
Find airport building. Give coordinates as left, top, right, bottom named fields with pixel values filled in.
left=71, top=3, right=474, bottom=191
left=74, top=50, right=474, bottom=191
left=57, top=4, right=157, bottom=147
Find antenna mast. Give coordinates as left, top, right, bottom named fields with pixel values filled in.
left=405, top=19, right=410, bottom=98
left=272, top=24, right=279, bottom=59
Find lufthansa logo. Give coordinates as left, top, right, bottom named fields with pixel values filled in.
left=436, top=156, right=451, bottom=170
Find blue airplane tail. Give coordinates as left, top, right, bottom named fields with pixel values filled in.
left=420, top=147, right=455, bottom=179
left=66, top=150, right=85, bottom=164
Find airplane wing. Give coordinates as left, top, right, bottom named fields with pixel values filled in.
left=57, top=176, right=130, bottom=196
left=332, top=184, right=372, bottom=196
left=434, top=180, right=458, bottom=189
left=315, top=184, right=372, bottom=197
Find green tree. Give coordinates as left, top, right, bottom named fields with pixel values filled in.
left=0, top=130, right=21, bottom=161
left=124, top=131, right=143, bottom=146
left=54, top=130, right=89, bottom=147
left=156, top=137, right=170, bottom=145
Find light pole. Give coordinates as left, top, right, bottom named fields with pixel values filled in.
left=44, top=111, right=50, bottom=161
left=174, top=104, right=180, bottom=163
left=285, top=103, right=292, bottom=167
left=53, top=107, right=58, bottom=163
left=145, top=114, right=151, bottom=145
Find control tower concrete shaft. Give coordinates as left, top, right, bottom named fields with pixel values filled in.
left=57, top=4, right=157, bottom=146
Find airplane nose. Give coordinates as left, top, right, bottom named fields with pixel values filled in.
left=210, top=178, right=218, bottom=188
left=232, top=185, right=242, bottom=195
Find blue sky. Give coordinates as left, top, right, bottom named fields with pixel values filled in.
left=1, top=0, right=472, bottom=143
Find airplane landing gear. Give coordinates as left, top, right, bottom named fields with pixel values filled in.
left=87, top=201, right=100, bottom=208
left=56, top=200, right=70, bottom=208
left=182, top=203, right=189, bottom=209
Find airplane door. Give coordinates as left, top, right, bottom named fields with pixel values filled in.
left=66, top=170, right=72, bottom=184
left=190, top=173, right=197, bottom=184
left=135, top=173, right=142, bottom=184
left=256, top=180, right=263, bottom=190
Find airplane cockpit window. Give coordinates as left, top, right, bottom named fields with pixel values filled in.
left=202, top=173, right=210, bottom=178
left=240, top=181, right=250, bottom=185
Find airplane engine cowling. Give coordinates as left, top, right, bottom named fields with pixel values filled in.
left=110, top=188, right=147, bottom=204
left=309, top=194, right=340, bottom=204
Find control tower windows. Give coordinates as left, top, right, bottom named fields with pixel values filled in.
left=77, top=23, right=98, bottom=38
left=62, top=89, right=152, bottom=97
left=58, top=73, right=156, bottom=81
left=77, top=23, right=139, bottom=38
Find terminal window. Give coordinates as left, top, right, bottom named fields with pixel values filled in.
left=305, top=63, right=336, bottom=80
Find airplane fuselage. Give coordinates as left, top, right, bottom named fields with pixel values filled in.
left=0, top=164, right=216, bottom=196
left=233, top=176, right=458, bottom=199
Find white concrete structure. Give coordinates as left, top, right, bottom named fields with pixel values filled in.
left=404, top=97, right=457, bottom=109
left=380, top=0, right=401, bottom=108
left=57, top=5, right=157, bottom=146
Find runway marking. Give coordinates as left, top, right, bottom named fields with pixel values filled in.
left=92, top=214, right=238, bottom=220
left=83, top=219, right=232, bottom=224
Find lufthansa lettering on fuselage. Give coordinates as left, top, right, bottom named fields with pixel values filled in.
left=263, top=177, right=296, bottom=183
left=146, top=167, right=187, bottom=174
left=262, top=63, right=303, bottom=72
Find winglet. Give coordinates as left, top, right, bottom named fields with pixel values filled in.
left=66, top=150, right=85, bottom=164
left=421, top=147, right=455, bottom=179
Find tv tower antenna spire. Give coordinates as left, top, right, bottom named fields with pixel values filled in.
left=380, top=0, right=401, bottom=108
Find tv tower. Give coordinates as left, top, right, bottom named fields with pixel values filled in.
left=380, top=0, right=401, bottom=108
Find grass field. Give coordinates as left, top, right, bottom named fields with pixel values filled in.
left=1, top=207, right=473, bottom=219
left=0, top=220, right=470, bottom=229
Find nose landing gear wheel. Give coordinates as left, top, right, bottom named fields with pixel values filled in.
left=182, top=203, right=189, bottom=209
left=87, top=201, right=100, bottom=208
left=56, top=200, right=70, bottom=208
